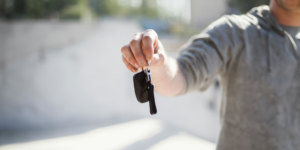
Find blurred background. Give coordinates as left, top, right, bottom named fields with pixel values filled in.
left=0, top=0, right=269, bottom=149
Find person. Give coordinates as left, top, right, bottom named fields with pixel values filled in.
left=121, top=0, right=300, bottom=149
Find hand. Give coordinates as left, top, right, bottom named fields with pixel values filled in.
left=121, top=29, right=166, bottom=73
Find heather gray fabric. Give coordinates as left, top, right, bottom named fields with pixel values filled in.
left=280, top=25, right=300, bottom=38
left=177, top=5, right=300, bottom=150
left=280, top=25, right=300, bottom=52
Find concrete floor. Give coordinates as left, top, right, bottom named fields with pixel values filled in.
left=0, top=18, right=221, bottom=149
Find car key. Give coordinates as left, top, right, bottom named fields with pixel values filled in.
left=133, top=61, right=157, bottom=115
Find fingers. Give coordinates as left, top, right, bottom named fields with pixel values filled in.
left=130, top=33, right=147, bottom=67
left=121, top=44, right=139, bottom=68
left=122, top=55, right=138, bottom=73
left=121, top=29, right=161, bottom=73
left=142, top=29, right=158, bottom=61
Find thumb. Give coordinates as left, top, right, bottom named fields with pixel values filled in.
left=149, top=48, right=165, bottom=68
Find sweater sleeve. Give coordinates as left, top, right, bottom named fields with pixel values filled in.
left=177, top=15, right=244, bottom=94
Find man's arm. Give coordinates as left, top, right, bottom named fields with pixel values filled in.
left=121, top=29, right=185, bottom=96
left=122, top=16, right=244, bottom=96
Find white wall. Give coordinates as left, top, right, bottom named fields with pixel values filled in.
left=190, top=0, right=228, bottom=28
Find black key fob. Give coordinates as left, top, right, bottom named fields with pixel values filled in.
left=133, top=63, right=157, bottom=115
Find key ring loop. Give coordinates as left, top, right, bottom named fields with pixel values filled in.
left=142, top=61, right=151, bottom=82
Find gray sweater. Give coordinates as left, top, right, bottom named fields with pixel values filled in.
left=177, top=5, right=300, bottom=150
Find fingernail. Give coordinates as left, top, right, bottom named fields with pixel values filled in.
left=146, top=54, right=152, bottom=60
left=139, top=59, right=146, bottom=66
left=135, top=62, right=139, bottom=68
